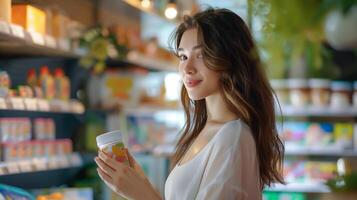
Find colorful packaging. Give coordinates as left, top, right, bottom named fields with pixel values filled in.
left=39, top=66, right=55, bottom=100
left=96, top=130, right=128, bottom=164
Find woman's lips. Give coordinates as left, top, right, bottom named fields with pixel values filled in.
left=185, top=79, right=202, bottom=88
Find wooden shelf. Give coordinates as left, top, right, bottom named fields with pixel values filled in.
left=265, top=183, right=330, bottom=193
left=0, top=21, right=81, bottom=58
left=278, top=105, right=357, bottom=117
left=125, top=51, right=178, bottom=72
left=0, top=153, right=83, bottom=189
left=285, top=148, right=357, bottom=157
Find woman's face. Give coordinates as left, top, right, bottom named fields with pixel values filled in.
left=177, top=28, right=220, bottom=100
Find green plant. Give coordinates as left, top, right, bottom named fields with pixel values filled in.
left=79, top=26, right=128, bottom=74
left=326, top=173, right=357, bottom=192
left=250, top=0, right=356, bottom=79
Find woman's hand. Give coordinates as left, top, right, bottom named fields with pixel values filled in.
left=95, top=150, right=162, bottom=200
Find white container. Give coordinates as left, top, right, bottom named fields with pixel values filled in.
left=288, top=79, right=310, bottom=107
left=0, top=0, right=11, bottom=23
left=96, top=130, right=128, bottom=163
left=270, top=79, right=289, bottom=105
left=353, top=81, right=357, bottom=107
left=330, top=81, right=352, bottom=108
left=309, top=79, right=331, bottom=107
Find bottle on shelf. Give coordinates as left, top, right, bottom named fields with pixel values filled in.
left=54, top=68, right=70, bottom=100
left=27, top=68, right=37, bottom=88
left=39, top=66, right=55, bottom=100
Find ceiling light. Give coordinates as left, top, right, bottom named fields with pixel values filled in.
left=165, top=2, right=177, bottom=19
left=140, top=0, right=151, bottom=9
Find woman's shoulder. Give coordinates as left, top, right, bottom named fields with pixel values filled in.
left=213, top=119, right=255, bottom=150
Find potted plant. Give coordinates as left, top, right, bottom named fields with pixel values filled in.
left=249, top=0, right=355, bottom=79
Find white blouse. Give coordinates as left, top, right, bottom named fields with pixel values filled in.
left=164, top=119, right=262, bottom=200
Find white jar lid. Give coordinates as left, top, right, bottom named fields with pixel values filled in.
left=96, top=130, right=122, bottom=148
left=309, top=79, right=331, bottom=88
left=288, top=79, right=309, bottom=89
left=331, top=81, right=352, bottom=91
left=270, top=79, right=288, bottom=89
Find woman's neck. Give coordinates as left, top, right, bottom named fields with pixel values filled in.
left=205, top=93, right=238, bottom=124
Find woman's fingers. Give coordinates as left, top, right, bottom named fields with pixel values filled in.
left=125, top=148, right=136, bottom=168
left=98, top=150, right=120, bottom=169
left=97, top=167, right=112, bottom=183
left=95, top=156, right=115, bottom=175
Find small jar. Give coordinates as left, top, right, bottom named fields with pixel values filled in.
left=353, top=81, right=357, bottom=107
left=270, top=79, right=290, bottom=106
left=96, top=130, right=129, bottom=164
left=288, top=79, right=310, bottom=107
left=330, top=81, right=352, bottom=108
left=309, top=79, right=331, bottom=107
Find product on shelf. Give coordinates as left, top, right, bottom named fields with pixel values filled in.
left=280, top=121, right=354, bottom=150
left=270, top=79, right=289, bottom=105
left=27, top=68, right=37, bottom=87
left=54, top=68, right=70, bottom=100
left=0, top=0, right=11, bottom=23
left=34, top=118, right=55, bottom=140
left=330, top=81, right=352, bottom=108
left=11, top=4, right=46, bottom=34
left=284, top=160, right=336, bottom=183
left=309, top=79, right=331, bottom=107
left=0, top=70, right=11, bottom=97
left=354, top=81, right=357, bottom=107
left=0, top=139, right=76, bottom=173
left=96, top=130, right=129, bottom=164
left=288, top=79, right=310, bottom=108
left=0, top=118, right=31, bottom=143
left=39, top=66, right=55, bottom=100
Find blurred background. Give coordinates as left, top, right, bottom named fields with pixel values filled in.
left=0, top=0, right=356, bottom=200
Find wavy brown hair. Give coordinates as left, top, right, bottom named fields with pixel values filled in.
left=169, top=8, right=284, bottom=188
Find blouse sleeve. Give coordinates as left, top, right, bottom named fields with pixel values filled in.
left=195, top=125, right=260, bottom=200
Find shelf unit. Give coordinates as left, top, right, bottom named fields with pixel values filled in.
left=265, top=183, right=330, bottom=193
left=0, top=21, right=81, bottom=58
left=277, top=105, right=357, bottom=117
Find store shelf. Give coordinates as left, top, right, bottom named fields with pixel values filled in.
left=265, top=183, right=331, bottom=193
left=0, top=109, right=84, bottom=118
left=125, top=51, right=177, bottom=72
left=285, top=148, right=357, bottom=157
left=123, top=105, right=182, bottom=116
left=285, top=147, right=357, bottom=157
left=0, top=21, right=81, bottom=58
left=278, top=106, right=357, bottom=117
left=0, top=153, right=83, bottom=189
left=0, top=166, right=82, bottom=189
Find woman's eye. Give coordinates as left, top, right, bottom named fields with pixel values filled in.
left=179, top=55, right=187, bottom=61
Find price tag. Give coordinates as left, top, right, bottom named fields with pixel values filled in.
left=29, top=31, right=45, bottom=45
left=0, top=21, right=10, bottom=34
left=48, top=157, right=59, bottom=169
left=37, top=99, right=50, bottom=111
left=10, top=24, right=25, bottom=38
left=58, top=38, right=70, bottom=51
left=6, top=162, right=20, bottom=174
left=44, top=35, right=56, bottom=48
left=0, top=97, right=6, bottom=109
left=9, top=97, right=25, bottom=110
left=33, top=157, right=47, bottom=171
left=18, top=160, right=33, bottom=172
left=24, top=98, right=38, bottom=110
left=70, top=153, right=83, bottom=166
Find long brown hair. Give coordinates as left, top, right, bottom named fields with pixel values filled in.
left=170, top=8, right=284, bottom=188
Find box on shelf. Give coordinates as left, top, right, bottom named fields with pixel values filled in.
left=11, top=4, right=46, bottom=35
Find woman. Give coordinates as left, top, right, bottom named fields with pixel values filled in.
left=95, top=8, right=284, bottom=200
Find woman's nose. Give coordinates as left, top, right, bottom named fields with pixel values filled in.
left=183, top=57, right=196, bottom=74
